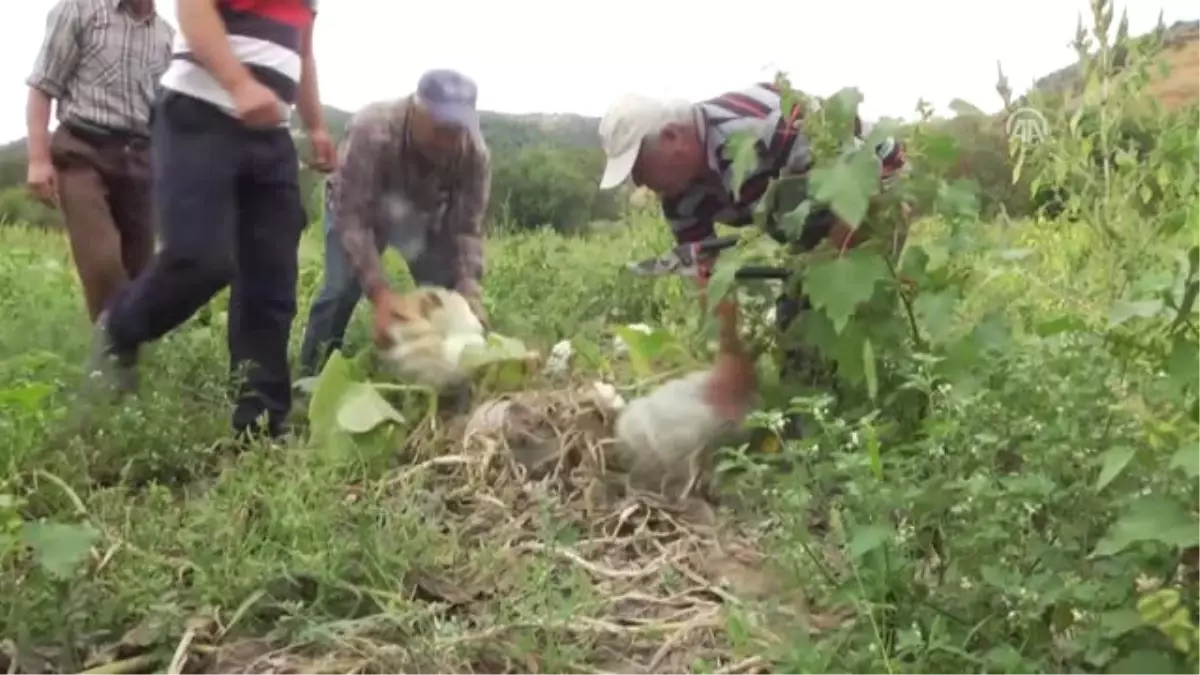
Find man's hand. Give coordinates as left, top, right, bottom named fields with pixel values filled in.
left=307, top=127, right=336, bottom=173
left=26, top=158, right=57, bottom=206
left=370, top=287, right=403, bottom=349
left=230, top=78, right=284, bottom=128
left=465, top=294, right=489, bottom=330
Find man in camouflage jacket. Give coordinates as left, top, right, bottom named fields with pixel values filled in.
left=299, top=69, right=491, bottom=378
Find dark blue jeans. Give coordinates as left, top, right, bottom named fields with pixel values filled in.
left=297, top=204, right=456, bottom=378
left=107, top=91, right=305, bottom=437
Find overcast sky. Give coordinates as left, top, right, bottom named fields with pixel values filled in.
left=1, top=0, right=1194, bottom=143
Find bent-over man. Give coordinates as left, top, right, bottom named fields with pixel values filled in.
left=297, top=69, right=491, bottom=379
left=26, top=0, right=174, bottom=321
left=90, top=0, right=335, bottom=441
left=596, top=84, right=907, bottom=421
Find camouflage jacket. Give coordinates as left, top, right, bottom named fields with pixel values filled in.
left=327, top=95, right=491, bottom=304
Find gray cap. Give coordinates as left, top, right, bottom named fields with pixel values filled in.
left=417, top=69, right=480, bottom=132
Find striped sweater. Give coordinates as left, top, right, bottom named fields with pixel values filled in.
left=663, top=83, right=906, bottom=246
left=159, top=0, right=317, bottom=124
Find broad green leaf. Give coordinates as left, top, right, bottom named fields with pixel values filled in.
left=810, top=150, right=880, bottom=227
left=22, top=520, right=100, bottom=579
left=612, top=324, right=676, bottom=378
left=722, top=131, right=759, bottom=199
left=863, top=421, right=883, bottom=481
left=1092, top=495, right=1200, bottom=557
left=1166, top=335, right=1199, bottom=394
left=936, top=179, right=981, bottom=219
left=459, top=333, right=531, bottom=371
left=308, top=350, right=356, bottom=444
left=335, top=383, right=405, bottom=435
left=463, top=333, right=537, bottom=392
left=1169, top=445, right=1199, bottom=479
left=914, top=290, right=960, bottom=344
left=0, top=383, right=54, bottom=410
left=848, top=523, right=892, bottom=559
left=802, top=249, right=890, bottom=333
left=1108, top=299, right=1164, bottom=327
left=1095, top=445, right=1136, bottom=492
left=1035, top=314, right=1088, bottom=337
left=1106, top=649, right=1176, bottom=674
left=862, top=338, right=878, bottom=401
left=704, top=254, right=740, bottom=320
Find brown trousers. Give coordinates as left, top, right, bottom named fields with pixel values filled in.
left=50, top=124, right=155, bottom=321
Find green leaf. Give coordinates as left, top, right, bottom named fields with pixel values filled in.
left=848, top=523, right=892, bottom=559
left=307, top=350, right=356, bottom=444
left=22, top=521, right=100, bottom=579
left=1092, top=495, right=1200, bottom=557
left=612, top=324, right=676, bottom=378
left=1170, top=445, right=1199, bottom=479
left=809, top=150, right=881, bottom=227
left=1108, top=299, right=1164, bottom=327
left=862, top=339, right=878, bottom=401
left=863, top=421, right=883, bottom=481
left=802, top=249, right=890, bottom=333
left=335, top=383, right=405, bottom=435
left=1035, top=314, right=1088, bottom=337
left=1095, top=445, right=1137, bottom=492
left=1166, top=335, right=1199, bottom=394
left=1106, top=650, right=1176, bottom=674
left=462, top=333, right=537, bottom=392
left=722, top=131, right=759, bottom=200
left=914, top=290, right=960, bottom=344
left=459, top=333, right=531, bottom=371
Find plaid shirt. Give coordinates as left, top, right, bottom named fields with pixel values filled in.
left=27, top=0, right=175, bottom=136
left=329, top=96, right=491, bottom=303
left=663, top=83, right=906, bottom=245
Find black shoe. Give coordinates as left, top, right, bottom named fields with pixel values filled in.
left=84, top=310, right=138, bottom=395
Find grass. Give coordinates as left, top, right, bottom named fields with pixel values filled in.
left=1, top=26, right=1198, bottom=666
left=1, top=214, right=784, bottom=673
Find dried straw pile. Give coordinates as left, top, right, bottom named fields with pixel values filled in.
left=194, top=383, right=848, bottom=674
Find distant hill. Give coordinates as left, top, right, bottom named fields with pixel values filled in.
left=285, top=103, right=600, bottom=153
left=1028, top=19, right=1199, bottom=109
left=0, top=104, right=600, bottom=202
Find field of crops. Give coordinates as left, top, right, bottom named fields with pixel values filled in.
left=2, top=15, right=1199, bottom=675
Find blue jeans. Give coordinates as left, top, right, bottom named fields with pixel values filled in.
left=108, top=91, right=304, bottom=437
left=297, top=204, right=455, bottom=378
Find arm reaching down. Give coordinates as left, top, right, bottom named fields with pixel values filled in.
left=331, top=104, right=390, bottom=303
left=446, top=141, right=492, bottom=322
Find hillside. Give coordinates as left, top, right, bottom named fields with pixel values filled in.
left=0, top=106, right=600, bottom=206
left=287, top=104, right=601, bottom=152
left=1029, top=19, right=1199, bottom=109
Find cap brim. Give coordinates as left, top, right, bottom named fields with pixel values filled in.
left=599, top=147, right=638, bottom=190
left=426, top=102, right=480, bottom=133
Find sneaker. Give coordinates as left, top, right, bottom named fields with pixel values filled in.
left=84, top=310, right=138, bottom=395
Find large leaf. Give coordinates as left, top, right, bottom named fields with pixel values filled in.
left=335, top=382, right=405, bottom=434
left=722, top=131, right=759, bottom=199
left=308, top=350, right=356, bottom=444
left=461, top=333, right=539, bottom=392
left=611, top=324, right=676, bottom=378
left=1170, top=444, right=1199, bottom=479
left=809, top=150, right=881, bottom=228
left=22, top=520, right=100, bottom=580
left=1092, top=495, right=1200, bottom=557
left=1094, top=445, right=1137, bottom=492
left=802, top=248, right=890, bottom=333
left=1108, top=299, right=1164, bottom=327
left=848, top=523, right=892, bottom=559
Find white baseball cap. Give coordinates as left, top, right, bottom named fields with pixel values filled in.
left=597, top=93, right=675, bottom=190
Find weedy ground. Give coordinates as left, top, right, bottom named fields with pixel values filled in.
left=1, top=198, right=1196, bottom=673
